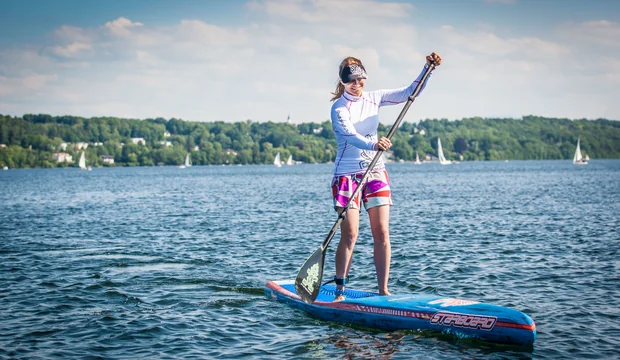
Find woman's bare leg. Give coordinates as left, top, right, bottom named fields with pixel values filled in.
left=334, top=207, right=359, bottom=301
left=368, top=204, right=391, bottom=296
left=335, top=207, right=360, bottom=279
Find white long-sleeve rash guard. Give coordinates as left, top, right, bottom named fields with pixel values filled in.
left=330, top=64, right=432, bottom=176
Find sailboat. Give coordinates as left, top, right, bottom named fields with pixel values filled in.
left=274, top=152, right=282, bottom=167
left=79, top=151, right=92, bottom=171
left=286, top=155, right=294, bottom=166
left=179, top=153, right=191, bottom=168
left=573, top=138, right=588, bottom=165
left=437, top=138, right=451, bottom=165
left=414, top=151, right=422, bottom=165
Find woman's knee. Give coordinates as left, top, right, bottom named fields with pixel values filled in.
left=373, top=232, right=390, bottom=247
left=371, top=223, right=389, bottom=239
left=341, top=232, right=358, bottom=247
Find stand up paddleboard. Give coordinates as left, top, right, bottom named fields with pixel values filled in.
left=265, top=280, right=536, bottom=346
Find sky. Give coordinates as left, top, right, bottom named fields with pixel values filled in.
left=0, top=0, right=619, bottom=124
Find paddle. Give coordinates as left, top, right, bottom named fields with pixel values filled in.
left=295, top=61, right=437, bottom=303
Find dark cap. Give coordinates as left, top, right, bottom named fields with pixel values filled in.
left=340, top=64, right=367, bottom=83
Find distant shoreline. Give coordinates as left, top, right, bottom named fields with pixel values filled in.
left=1, top=114, right=618, bottom=169
left=3, top=158, right=619, bottom=171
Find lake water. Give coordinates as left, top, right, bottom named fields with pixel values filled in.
left=1, top=161, right=618, bottom=359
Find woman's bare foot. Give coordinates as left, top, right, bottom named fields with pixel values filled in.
left=379, top=289, right=391, bottom=296
left=334, top=286, right=346, bottom=302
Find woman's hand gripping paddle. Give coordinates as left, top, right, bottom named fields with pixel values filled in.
left=295, top=62, right=437, bottom=303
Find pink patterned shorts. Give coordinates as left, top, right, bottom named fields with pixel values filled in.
left=331, top=169, right=392, bottom=211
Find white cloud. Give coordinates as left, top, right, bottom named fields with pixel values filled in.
left=0, top=49, right=54, bottom=76
left=582, top=20, right=620, bottom=46
left=440, top=26, right=569, bottom=58
left=559, top=20, right=620, bottom=49
left=0, top=73, right=58, bottom=96
left=53, top=25, right=93, bottom=43
left=104, top=17, right=144, bottom=37
left=293, top=37, right=322, bottom=54
left=51, top=42, right=92, bottom=58
left=177, top=20, right=248, bottom=46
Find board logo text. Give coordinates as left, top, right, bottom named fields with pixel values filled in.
left=430, top=311, right=497, bottom=331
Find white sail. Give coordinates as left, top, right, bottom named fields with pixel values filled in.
left=274, top=152, right=282, bottom=167
left=79, top=151, right=86, bottom=170
left=573, top=139, right=582, bottom=162
left=286, top=155, right=294, bottom=166
left=178, top=153, right=189, bottom=169
left=414, top=151, right=422, bottom=164
left=573, top=138, right=587, bottom=165
left=437, top=138, right=451, bottom=165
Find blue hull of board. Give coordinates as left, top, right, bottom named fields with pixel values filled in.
left=265, top=280, right=536, bottom=346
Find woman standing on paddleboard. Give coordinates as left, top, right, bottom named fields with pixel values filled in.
left=330, top=52, right=442, bottom=302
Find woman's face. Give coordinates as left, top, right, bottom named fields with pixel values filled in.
left=343, top=78, right=365, bottom=97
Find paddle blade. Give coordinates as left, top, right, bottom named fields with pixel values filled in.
left=295, top=246, right=326, bottom=303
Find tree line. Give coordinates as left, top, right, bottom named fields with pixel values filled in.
left=0, top=113, right=618, bottom=169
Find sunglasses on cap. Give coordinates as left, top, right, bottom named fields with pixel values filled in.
left=340, top=64, right=367, bottom=84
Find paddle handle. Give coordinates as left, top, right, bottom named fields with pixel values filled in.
left=321, top=62, right=436, bottom=250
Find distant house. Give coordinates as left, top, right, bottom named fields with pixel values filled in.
left=313, top=127, right=323, bottom=134
left=102, top=155, right=114, bottom=164
left=75, top=142, right=88, bottom=150
left=131, top=138, right=146, bottom=145
left=60, top=142, right=68, bottom=150
left=164, top=131, right=171, bottom=137
left=193, top=145, right=200, bottom=151
left=52, top=152, right=73, bottom=163
left=225, top=149, right=237, bottom=156
left=93, top=142, right=104, bottom=147
left=0, top=144, right=6, bottom=148
left=159, top=141, right=173, bottom=147
left=419, top=129, right=426, bottom=136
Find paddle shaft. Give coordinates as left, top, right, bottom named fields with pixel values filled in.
left=319, top=63, right=436, bottom=252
